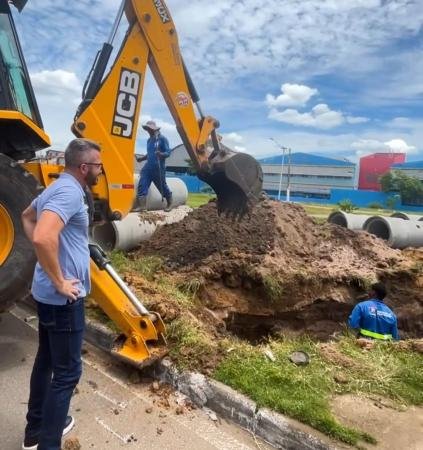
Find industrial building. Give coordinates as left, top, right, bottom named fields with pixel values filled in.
left=391, top=160, right=423, bottom=180
left=358, top=152, right=405, bottom=191
left=259, top=153, right=356, bottom=199
left=162, top=145, right=357, bottom=198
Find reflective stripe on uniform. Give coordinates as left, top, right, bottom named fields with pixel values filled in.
left=360, top=329, right=392, bottom=340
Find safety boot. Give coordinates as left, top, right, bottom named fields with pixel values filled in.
left=164, top=194, right=173, bottom=212
left=133, top=196, right=147, bottom=212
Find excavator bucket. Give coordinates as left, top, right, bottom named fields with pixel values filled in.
left=9, top=0, right=28, bottom=12
left=199, top=150, right=263, bottom=217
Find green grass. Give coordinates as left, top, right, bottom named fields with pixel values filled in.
left=262, top=274, right=284, bottom=304
left=108, top=250, right=163, bottom=280
left=187, top=193, right=214, bottom=208
left=300, top=202, right=422, bottom=219
left=166, top=317, right=216, bottom=368
left=214, top=336, right=423, bottom=446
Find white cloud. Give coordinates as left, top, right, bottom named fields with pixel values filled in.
left=351, top=138, right=417, bottom=155
left=346, top=116, right=369, bottom=124
left=385, top=138, right=417, bottom=154
left=31, top=70, right=81, bottom=101
left=222, top=132, right=244, bottom=144
left=265, top=83, right=318, bottom=108
left=234, top=145, right=246, bottom=152
left=268, top=104, right=345, bottom=129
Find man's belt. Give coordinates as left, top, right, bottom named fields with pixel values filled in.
left=360, top=329, right=392, bottom=340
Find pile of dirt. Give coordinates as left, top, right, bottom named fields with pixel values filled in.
left=131, top=199, right=423, bottom=339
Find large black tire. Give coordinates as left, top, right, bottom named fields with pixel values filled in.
left=0, top=154, right=43, bottom=312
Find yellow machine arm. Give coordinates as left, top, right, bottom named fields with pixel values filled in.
left=1, top=0, right=263, bottom=368
left=73, top=0, right=263, bottom=221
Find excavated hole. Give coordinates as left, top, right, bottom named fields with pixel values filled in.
left=224, top=299, right=353, bottom=344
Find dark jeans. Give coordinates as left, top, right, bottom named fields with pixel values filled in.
left=25, top=297, right=85, bottom=450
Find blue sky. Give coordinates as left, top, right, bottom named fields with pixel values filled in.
left=12, top=0, right=423, bottom=163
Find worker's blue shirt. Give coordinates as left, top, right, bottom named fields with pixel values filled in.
left=348, top=299, right=399, bottom=340
left=144, top=134, right=170, bottom=171
left=31, top=173, right=90, bottom=305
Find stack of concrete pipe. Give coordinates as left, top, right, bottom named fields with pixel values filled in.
left=328, top=210, right=423, bottom=249
left=327, top=211, right=371, bottom=231
left=390, top=212, right=423, bottom=221
left=92, top=177, right=191, bottom=251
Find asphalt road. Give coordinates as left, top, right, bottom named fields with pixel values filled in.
left=0, top=308, right=272, bottom=450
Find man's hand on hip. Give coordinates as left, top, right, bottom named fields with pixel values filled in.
left=56, top=279, right=81, bottom=301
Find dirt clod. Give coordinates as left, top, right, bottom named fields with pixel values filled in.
left=63, top=437, right=81, bottom=450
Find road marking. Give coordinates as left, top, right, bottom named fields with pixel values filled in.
left=93, top=389, right=128, bottom=409
left=95, top=417, right=132, bottom=444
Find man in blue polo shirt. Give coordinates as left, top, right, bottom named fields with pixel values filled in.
left=21, top=138, right=102, bottom=450
left=348, top=282, right=399, bottom=341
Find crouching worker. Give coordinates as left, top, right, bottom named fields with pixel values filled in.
left=348, top=282, right=399, bottom=341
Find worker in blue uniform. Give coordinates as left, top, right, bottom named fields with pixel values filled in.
left=348, top=282, right=399, bottom=340
left=134, top=120, right=173, bottom=212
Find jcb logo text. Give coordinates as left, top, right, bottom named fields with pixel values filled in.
left=112, top=69, right=141, bottom=139
left=153, top=0, right=170, bottom=23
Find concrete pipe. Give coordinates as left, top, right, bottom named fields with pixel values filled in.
left=133, top=175, right=188, bottom=211
left=92, top=206, right=192, bottom=251
left=364, top=216, right=423, bottom=249
left=327, top=211, right=371, bottom=231
left=390, top=212, right=423, bottom=221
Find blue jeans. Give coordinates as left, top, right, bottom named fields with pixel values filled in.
left=137, top=165, right=172, bottom=199
left=25, top=297, right=85, bottom=450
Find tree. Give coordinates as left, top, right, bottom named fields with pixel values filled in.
left=379, top=171, right=398, bottom=192
left=380, top=171, right=423, bottom=205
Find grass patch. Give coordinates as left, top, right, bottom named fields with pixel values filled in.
left=166, top=317, right=216, bottom=369
left=187, top=193, right=214, bottom=208
left=262, top=275, right=284, bottom=303
left=214, top=335, right=423, bottom=446
left=108, top=250, right=163, bottom=280
left=177, top=277, right=203, bottom=296
left=155, top=275, right=195, bottom=309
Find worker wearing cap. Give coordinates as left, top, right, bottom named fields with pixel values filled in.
left=348, top=282, right=399, bottom=340
left=134, top=120, right=173, bottom=212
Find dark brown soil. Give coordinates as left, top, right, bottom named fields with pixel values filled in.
left=131, top=199, right=423, bottom=340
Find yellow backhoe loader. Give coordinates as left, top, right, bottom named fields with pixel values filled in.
left=0, top=0, right=263, bottom=367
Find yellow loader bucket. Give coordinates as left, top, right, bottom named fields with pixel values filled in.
left=199, top=150, right=263, bottom=217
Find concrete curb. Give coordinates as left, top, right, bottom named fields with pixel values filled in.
left=17, top=301, right=333, bottom=449
left=152, top=359, right=332, bottom=450
left=84, top=320, right=333, bottom=449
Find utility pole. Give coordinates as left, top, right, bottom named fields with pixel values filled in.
left=286, top=146, right=291, bottom=202
left=269, top=138, right=291, bottom=202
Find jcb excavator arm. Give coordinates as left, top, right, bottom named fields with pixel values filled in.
left=1, top=0, right=262, bottom=369
left=73, top=0, right=263, bottom=220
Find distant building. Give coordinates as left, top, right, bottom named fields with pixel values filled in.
left=259, top=152, right=356, bottom=199
left=161, top=146, right=356, bottom=198
left=391, top=160, right=423, bottom=181
left=358, top=153, right=405, bottom=191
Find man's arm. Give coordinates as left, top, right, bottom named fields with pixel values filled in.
left=135, top=154, right=147, bottom=162
left=156, top=136, right=171, bottom=159
left=348, top=304, right=362, bottom=329
left=21, top=205, right=37, bottom=242
left=32, top=210, right=80, bottom=300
